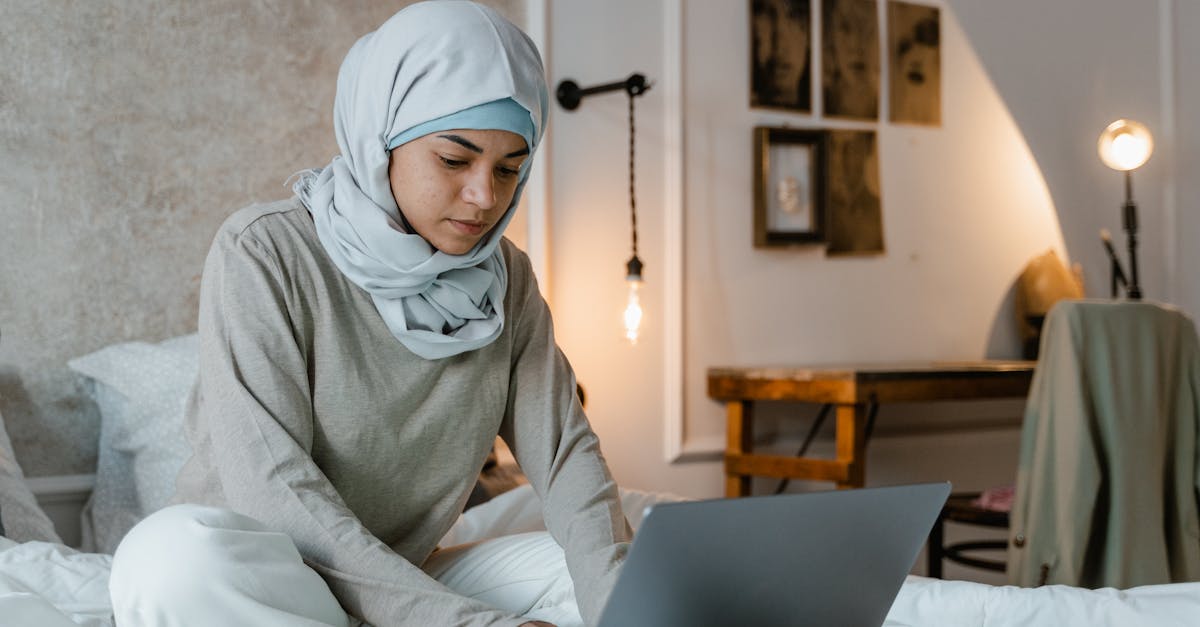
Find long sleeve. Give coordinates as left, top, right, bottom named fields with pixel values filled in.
left=185, top=212, right=526, bottom=626
left=498, top=250, right=633, bottom=626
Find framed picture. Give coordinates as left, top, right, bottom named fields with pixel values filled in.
left=825, top=129, right=884, bottom=255
left=750, top=0, right=813, bottom=113
left=754, top=126, right=828, bottom=247
left=888, top=1, right=941, bottom=125
left=822, top=0, right=880, bottom=120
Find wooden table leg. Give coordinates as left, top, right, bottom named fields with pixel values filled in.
left=835, top=403, right=867, bottom=489
left=724, top=400, right=753, bottom=497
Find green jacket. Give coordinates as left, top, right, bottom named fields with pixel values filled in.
left=1007, top=300, right=1200, bottom=588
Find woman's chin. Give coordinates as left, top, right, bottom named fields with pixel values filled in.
left=432, top=236, right=481, bottom=256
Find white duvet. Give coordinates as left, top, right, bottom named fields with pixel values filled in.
left=885, top=575, right=1200, bottom=627
left=0, top=537, right=112, bottom=627
left=3, top=486, right=1200, bottom=627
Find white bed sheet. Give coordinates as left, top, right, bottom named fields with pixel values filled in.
left=886, top=574, right=1200, bottom=627
left=3, top=486, right=1200, bottom=627
left=0, top=537, right=113, bottom=627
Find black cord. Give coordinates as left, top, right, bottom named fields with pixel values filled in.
left=628, top=91, right=638, bottom=260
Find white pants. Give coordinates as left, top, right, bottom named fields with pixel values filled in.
left=109, top=504, right=583, bottom=627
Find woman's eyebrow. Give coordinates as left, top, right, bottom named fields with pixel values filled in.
left=437, top=134, right=529, bottom=159
left=438, top=134, right=483, bottom=153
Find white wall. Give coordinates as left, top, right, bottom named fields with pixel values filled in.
left=549, top=0, right=722, bottom=496
left=680, top=0, right=1065, bottom=459
left=545, top=0, right=1192, bottom=508
left=1174, top=0, right=1200, bottom=317
left=948, top=0, right=1171, bottom=306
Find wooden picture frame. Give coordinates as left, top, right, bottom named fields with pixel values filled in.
left=754, top=126, right=828, bottom=247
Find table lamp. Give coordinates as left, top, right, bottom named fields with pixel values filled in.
left=1096, top=118, right=1153, bottom=300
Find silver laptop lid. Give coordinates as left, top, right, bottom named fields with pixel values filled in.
left=597, top=482, right=951, bottom=627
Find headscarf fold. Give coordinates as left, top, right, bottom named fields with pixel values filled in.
left=293, top=1, right=548, bottom=360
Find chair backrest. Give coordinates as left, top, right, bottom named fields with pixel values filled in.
left=1007, top=299, right=1200, bottom=588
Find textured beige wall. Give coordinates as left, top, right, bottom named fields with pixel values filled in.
left=0, top=0, right=524, bottom=476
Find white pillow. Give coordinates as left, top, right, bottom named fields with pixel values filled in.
left=0, top=408, right=62, bottom=543
left=68, top=334, right=198, bottom=554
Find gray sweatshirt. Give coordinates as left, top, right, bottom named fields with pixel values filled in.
left=174, top=198, right=631, bottom=626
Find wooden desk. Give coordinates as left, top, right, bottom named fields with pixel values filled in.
left=707, top=361, right=1035, bottom=496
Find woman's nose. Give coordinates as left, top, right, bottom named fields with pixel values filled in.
left=461, top=167, right=497, bottom=210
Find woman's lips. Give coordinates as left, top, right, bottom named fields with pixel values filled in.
left=449, top=219, right=486, bottom=235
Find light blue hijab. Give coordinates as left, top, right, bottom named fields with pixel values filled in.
left=293, top=1, right=548, bottom=360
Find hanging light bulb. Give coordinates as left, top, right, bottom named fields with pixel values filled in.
left=624, top=255, right=644, bottom=343
left=553, top=72, right=651, bottom=344
left=622, top=78, right=646, bottom=344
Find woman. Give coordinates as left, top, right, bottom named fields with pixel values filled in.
left=108, top=3, right=631, bottom=626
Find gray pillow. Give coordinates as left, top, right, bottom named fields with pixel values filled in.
left=0, top=407, right=63, bottom=543
left=68, top=334, right=197, bottom=554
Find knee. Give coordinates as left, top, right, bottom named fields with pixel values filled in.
left=427, top=531, right=574, bottom=607
left=110, top=505, right=272, bottom=605
left=115, top=505, right=265, bottom=566
left=110, top=505, right=349, bottom=627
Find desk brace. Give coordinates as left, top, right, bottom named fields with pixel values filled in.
left=773, top=400, right=880, bottom=494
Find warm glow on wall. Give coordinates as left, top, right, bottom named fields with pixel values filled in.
left=556, top=73, right=651, bottom=345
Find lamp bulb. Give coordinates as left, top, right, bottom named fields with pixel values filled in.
left=623, top=279, right=643, bottom=344
left=1097, top=119, right=1153, bottom=171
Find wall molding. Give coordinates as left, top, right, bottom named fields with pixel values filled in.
left=525, top=0, right=552, bottom=292
left=661, top=0, right=707, bottom=463
left=1159, top=0, right=1178, bottom=303
left=26, top=473, right=95, bottom=502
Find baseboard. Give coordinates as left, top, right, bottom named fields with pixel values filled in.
left=27, top=473, right=95, bottom=500
left=27, top=473, right=94, bottom=548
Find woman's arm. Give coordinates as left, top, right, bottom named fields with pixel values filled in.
left=498, top=246, right=633, bottom=626
left=192, top=215, right=525, bottom=626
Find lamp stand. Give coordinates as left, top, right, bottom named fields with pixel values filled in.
left=1122, top=170, right=1142, bottom=300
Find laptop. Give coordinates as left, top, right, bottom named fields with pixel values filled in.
left=596, top=482, right=951, bottom=627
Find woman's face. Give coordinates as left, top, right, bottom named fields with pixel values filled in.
left=753, top=0, right=810, bottom=104
left=830, top=0, right=875, bottom=85
left=899, top=40, right=936, bottom=89
left=388, top=129, right=529, bottom=255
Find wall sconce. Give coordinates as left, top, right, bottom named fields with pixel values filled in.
left=556, top=73, right=652, bottom=343
left=1096, top=118, right=1153, bottom=300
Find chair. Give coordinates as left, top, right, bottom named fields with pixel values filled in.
left=926, top=493, right=1008, bottom=579
left=927, top=300, right=1200, bottom=588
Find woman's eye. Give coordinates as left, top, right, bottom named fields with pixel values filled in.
left=439, top=156, right=467, bottom=168
left=495, top=166, right=520, bottom=179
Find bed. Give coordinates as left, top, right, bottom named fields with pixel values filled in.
left=2, top=334, right=1199, bottom=626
